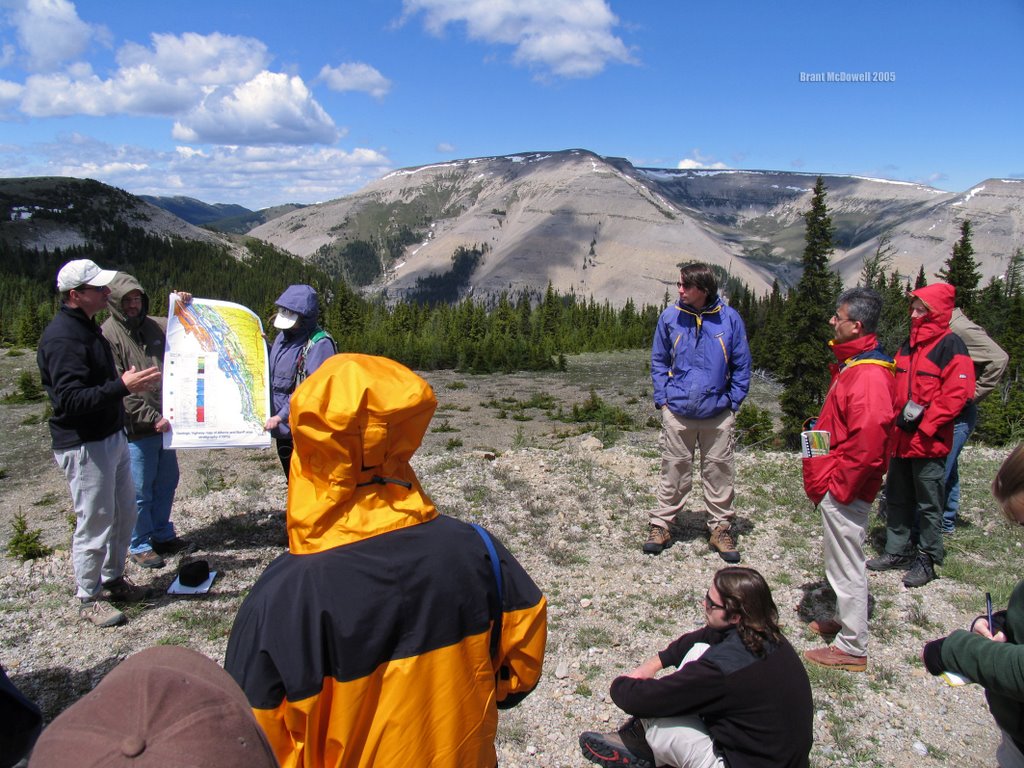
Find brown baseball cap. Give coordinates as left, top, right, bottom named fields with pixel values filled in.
left=29, top=645, right=277, bottom=767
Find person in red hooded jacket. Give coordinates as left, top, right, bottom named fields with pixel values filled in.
left=867, top=283, right=975, bottom=588
left=802, top=288, right=896, bottom=672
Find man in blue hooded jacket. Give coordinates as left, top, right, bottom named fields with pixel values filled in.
left=644, top=263, right=751, bottom=561
left=263, top=285, right=336, bottom=478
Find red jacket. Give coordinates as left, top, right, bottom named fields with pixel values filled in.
left=803, top=333, right=896, bottom=506
left=891, top=283, right=975, bottom=459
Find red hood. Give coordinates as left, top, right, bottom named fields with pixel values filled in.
left=909, top=283, right=955, bottom=347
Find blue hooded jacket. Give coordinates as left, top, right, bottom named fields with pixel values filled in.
left=651, top=295, right=751, bottom=419
left=268, top=285, right=336, bottom=438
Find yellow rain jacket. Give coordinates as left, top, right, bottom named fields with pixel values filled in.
left=225, top=354, right=547, bottom=768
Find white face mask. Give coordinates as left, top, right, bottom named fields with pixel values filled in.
left=274, top=308, right=300, bottom=329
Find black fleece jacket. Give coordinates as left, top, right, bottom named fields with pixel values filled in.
left=37, top=304, right=128, bottom=450
left=610, top=626, right=813, bottom=768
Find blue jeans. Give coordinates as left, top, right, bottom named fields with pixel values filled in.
left=942, top=401, right=977, bottom=532
left=128, top=434, right=180, bottom=554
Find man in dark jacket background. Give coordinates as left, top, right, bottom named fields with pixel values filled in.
left=264, top=284, right=336, bottom=479
left=644, top=263, right=751, bottom=562
left=37, top=259, right=161, bottom=627
left=868, top=283, right=975, bottom=588
left=102, top=273, right=193, bottom=570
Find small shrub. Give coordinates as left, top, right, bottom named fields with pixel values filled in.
left=3, top=370, right=46, bottom=403
left=445, top=437, right=463, bottom=451
left=735, top=403, right=775, bottom=448
left=7, top=510, right=54, bottom=561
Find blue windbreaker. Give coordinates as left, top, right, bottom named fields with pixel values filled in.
left=651, top=295, right=751, bottom=419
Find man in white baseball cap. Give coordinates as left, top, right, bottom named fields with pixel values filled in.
left=37, top=259, right=162, bottom=627
left=54, top=259, right=119, bottom=292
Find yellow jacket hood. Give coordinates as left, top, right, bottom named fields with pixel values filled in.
left=286, top=354, right=438, bottom=554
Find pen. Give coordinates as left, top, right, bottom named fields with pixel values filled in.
left=987, top=592, right=994, bottom=634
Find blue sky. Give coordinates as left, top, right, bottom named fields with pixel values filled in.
left=1, top=0, right=1021, bottom=210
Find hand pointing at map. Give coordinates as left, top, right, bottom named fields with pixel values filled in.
left=122, top=365, right=161, bottom=394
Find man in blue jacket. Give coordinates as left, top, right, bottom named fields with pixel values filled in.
left=644, top=263, right=751, bottom=561
left=264, top=284, right=336, bottom=479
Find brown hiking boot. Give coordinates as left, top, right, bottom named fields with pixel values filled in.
left=642, top=524, right=671, bottom=555
left=709, top=524, right=740, bottom=563
left=804, top=645, right=867, bottom=672
left=78, top=598, right=126, bottom=628
left=809, top=618, right=843, bottom=637
left=100, top=575, right=155, bottom=604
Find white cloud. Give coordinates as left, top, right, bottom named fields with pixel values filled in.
left=319, top=62, right=392, bottom=99
left=0, top=78, right=24, bottom=110
left=18, top=31, right=275, bottom=117
left=8, top=0, right=99, bottom=72
left=171, top=71, right=340, bottom=146
left=116, top=32, right=269, bottom=84
left=21, top=66, right=200, bottom=116
left=677, top=150, right=729, bottom=170
left=0, top=133, right=393, bottom=208
left=401, top=0, right=634, bottom=78
left=436, top=142, right=456, bottom=153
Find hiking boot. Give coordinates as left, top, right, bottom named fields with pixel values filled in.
left=866, top=552, right=914, bottom=571
left=152, top=537, right=194, bottom=556
left=809, top=618, right=843, bottom=637
left=642, top=524, right=670, bottom=555
left=616, top=718, right=656, bottom=764
left=709, top=524, right=740, bottom=563
left=79, top=599, right=125, bottom=628
left=100, top=575, right=155, bottom=604
left=579, top=730, right=654, bottom=768
left=130, top=549, right=165, bottom=569
left=803, top=645, right=867, bottom=672
left=903, top=553, right=936, bottom=588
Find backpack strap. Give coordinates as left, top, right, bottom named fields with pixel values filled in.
left=294, top=328, right=337, bottom=387
left=470, top=523, right=503, bottom=661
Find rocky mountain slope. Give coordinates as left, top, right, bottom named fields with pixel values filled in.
left=249, top=150, right=1024, bottom=305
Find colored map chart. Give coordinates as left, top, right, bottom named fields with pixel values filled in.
left=163, top=296, right=271, bottom=449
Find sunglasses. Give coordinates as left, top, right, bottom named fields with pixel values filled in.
left=704, top=590, right=726, bottom=611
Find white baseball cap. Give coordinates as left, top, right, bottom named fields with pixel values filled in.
left=56, top=259, right=117, bottom=292
left=273, top=307, right=300, bottom=330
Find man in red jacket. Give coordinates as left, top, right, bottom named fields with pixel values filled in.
left=802, top=288, right=896, bottom=672
left=867, top=283, right=975, bottom=587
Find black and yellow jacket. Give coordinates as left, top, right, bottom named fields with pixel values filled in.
left=224, top=354, right=547, bottom=768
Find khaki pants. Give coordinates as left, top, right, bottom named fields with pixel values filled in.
left=820, top=492, right=871, bottom=657
left=650, top=408, right=736, bottom=530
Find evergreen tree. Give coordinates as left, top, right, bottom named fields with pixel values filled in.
left=861, top=231, right=895, bottom=288
left=915, top=265, right=928, bottom=289
left=779, top=177, right=841, bottom=446
left=938, top=220, right=982, bottom=313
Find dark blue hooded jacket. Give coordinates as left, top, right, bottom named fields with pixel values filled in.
left=268, top=285, right=335, bottom=438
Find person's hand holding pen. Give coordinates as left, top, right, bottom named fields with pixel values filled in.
left=971, top=593, right=1007, bottom=642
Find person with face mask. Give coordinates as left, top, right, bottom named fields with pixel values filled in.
left=263, top=284, right=336, bottom=479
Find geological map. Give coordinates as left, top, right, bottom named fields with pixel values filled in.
left=162, top=295, right=270, bottom=449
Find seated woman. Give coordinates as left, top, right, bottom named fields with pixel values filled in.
left=922, top=443, right=1024, bottom=768
left=579, top=566, right=813, bottom=768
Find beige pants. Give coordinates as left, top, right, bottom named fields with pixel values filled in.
left=650, top=408, right=736, bottom=530
left=820, top=492, right=871, bottom=657
left=642, top=643, right=723, bottom=768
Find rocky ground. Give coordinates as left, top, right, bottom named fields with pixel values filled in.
left=0, top=347, right=1017, bottom=767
